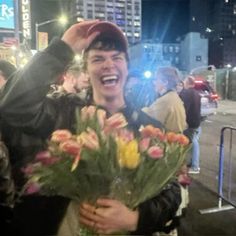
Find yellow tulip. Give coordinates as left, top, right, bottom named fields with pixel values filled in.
left=117, top=138, right=140, bottom=169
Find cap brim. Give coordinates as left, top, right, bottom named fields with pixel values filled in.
left=87, top=21, right=128, bottom=51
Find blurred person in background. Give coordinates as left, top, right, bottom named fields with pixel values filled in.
left=142, top=66, right=187, bottom=133
left=125, top=70, right=156, bottom=110
left=0, top=60, right=16, bottom=234
left=59, top=64, right=90, bottom=94
left=142, top=67, right=189, bottom=236
left=0, top=60, right=16, bottom=89
left=179, top=76, right=201, bottom=174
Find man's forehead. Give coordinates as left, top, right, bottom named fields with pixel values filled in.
left=87, top=49, right=125, bottom=58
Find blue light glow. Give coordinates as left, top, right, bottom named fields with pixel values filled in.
left=144, top=70, right=152, bottom=79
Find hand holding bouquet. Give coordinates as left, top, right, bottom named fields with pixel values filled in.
left=22, top=105, right=190, bottom=234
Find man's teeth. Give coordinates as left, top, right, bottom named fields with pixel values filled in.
left=102, top=75, right=118, bottom=81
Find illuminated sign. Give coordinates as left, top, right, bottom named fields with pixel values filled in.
left=0, top=0, right=14, bottom=29
left=21, top=0, right=31, bottom=39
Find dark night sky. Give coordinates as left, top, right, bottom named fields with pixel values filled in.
left=142, top=0, right=190, bottom=43
left=31, top=0, right=190, bottom=43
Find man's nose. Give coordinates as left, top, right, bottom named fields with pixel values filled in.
left=103, top=58, right=115, bottom=69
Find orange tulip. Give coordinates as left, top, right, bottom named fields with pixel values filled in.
left=140, top=125, right=162, bottom=138
left=176, top=134, right=190, bottom=146
left=166, top=132, right=178, bottom=143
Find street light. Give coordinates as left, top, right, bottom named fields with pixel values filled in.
left=35, top=15, right=68, bottom=50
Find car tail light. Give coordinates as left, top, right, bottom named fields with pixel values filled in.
left=210, top=93, right=219, bottom=100
left=194, top=80, right=204, bottom=84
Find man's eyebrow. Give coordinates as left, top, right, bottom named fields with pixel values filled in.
left=88, top=55, right=104, bottom=60
left=88, top=51, right=124, bottom=60
left=112, top=51, right=123, bottom=57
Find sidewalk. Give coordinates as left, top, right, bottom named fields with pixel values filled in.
left=179, top=180, right=236, bottom=236
left=217, top=100, right=236, bottom=115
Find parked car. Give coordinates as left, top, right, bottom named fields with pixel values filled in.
left=193, top=77, right=219, bottom=118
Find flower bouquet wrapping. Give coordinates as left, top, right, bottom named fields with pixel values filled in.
left=22, top=105, right=190, bottom=235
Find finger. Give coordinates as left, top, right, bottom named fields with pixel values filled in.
left=78, top=19, right=100, bottom=30
left=79, top=206, right=104, bottom=223
left=96, top=198, right=118, bottom=207
left=79, top=216, right=96, bottom=229
left=80, top=202, right=96, bottom=213
left=79, top=205, right=94, bottom=218
left=93, top=221, right=108, bottom=231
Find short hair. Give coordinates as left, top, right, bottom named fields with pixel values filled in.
left=66, top=63, right=81, bottom=77
left=81, top=35, right=129, bottom=71
left=155, top=66, right=180, bottom=90
left=185, top=75, right=195, bottom=86
left=0, top=60, right=16, bottom=80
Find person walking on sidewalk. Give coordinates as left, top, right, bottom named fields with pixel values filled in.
left=179, top=76, right=201, bottom=174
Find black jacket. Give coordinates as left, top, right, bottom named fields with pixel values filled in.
left=179, top=88, right=201, bottom=128
left=0, top=38, right=181, bottom=236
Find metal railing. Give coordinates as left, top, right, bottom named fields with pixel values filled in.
left=199, top=126, right=236, bottom=214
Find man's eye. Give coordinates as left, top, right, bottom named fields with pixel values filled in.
left=91, top=58, right=103, bottom=63
left=113, top=56, right=124, bottom=61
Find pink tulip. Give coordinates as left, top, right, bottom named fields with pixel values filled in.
left=139, top=137, right=151, bottom=152
left=25, top=182, right=41, bottom=195
left=117, top=129, right=134, bottom=143
left=147, top=146, right=163, bottom=159
left=105, top=113, right=128, bottom=131
left=59, top=140, right=81, bottom=156
left=51, top=129, right=72, bottom=143
left=78, top=128, right=99, bottom=150
left=97, top=109, right=107, bottom=129
left=157, top=132, right=167, bottom=142
left=87, top=106, right=97, bottom=119
left=22, top=164, right=35, bottom=176
left=35, top=151, right=59, bottom=166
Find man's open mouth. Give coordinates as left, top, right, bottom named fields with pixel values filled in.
left=101, top=75, right=118, bottom=86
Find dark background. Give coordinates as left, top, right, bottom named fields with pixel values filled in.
left=142, top=0, right=189, bottom=43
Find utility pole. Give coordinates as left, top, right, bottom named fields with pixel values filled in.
left=14, top=0, right=20, bottom=66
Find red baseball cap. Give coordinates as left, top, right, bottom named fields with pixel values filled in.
left=87, top=21, right=128, bottom=52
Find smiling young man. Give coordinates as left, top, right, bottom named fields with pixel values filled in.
left=83, top=36, right=128, bottom=114
left=0, top=20, right=181, bottom=235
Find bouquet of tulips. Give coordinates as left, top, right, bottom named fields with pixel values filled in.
left=22, top=105, right=190, bottom=219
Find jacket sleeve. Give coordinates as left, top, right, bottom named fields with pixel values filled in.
left=131, top=181, right=181, bottom=235
left=0, top=38, right=74, bottom=137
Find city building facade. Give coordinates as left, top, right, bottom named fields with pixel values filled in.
left=207, top=0, right=236, bottom=67
left=129, top=42, right=181, bottom=77
left=70, top=0, right=141, bottom=44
